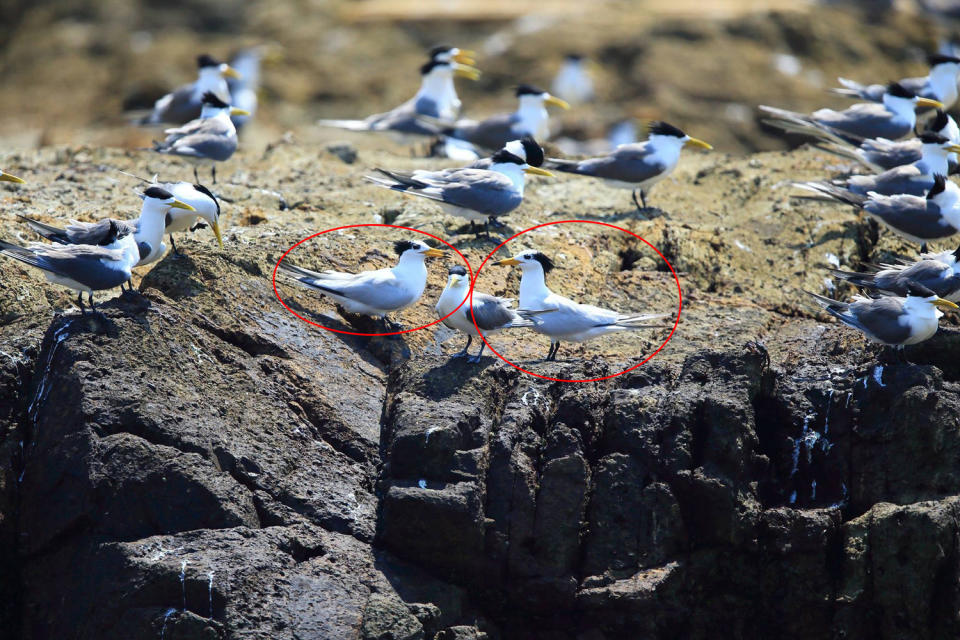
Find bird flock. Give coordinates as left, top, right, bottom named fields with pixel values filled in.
left=0, top=42, right=711, bottom=365
left=762, top=52, right=960, bottom=356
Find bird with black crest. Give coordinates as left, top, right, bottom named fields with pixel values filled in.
left=278, top=239, right=444, bottom=328
left=152, top=92, right=249, bottom=183
left=545, top=121, right=712, bottom=210
left=137, top=54, right=241, bottom=125
left=830, top=245, right=960, bottom=302
left=365, top=138, right=553, bottom=236
left=831, top=54, right=960, bottom=110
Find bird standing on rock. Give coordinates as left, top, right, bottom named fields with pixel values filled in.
left=830, top=246, right=960, bottom=301
left=138, top=54, right=241, bottom=126
left=546, top=120, right=712, bottom=210
left=278, top=239, right=445, bottom=328
left=496, top=250, right=670, bottom=361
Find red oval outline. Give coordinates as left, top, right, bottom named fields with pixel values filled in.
left=469, top=219, right=682, bottom=383
left=272, top=224, right=473, bottom=336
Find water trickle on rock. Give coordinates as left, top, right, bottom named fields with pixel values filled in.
left=180, top=560, right=188, bottom=611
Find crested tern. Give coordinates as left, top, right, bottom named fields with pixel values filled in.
left=278, top=239, right=444, bottom=324
left=830, top=249, right=960, bottom=301
left=0, top=170, right=24, bottom=184
left=545, top=120, right=712, bottom=209
left=796, top=132, right=960, bottom=197
left=816, top=110, right=960, bottom=172
left=440, top=84, right=570, bottom=153
left=152, top=92, right=249, bottom=183
left=806, top=283, right=957, bottom=351
left=0, top=224, right=142, bottom=313
left=831, top=55, right=960, bottom=110
left=138, top=54, right=240, bottom=126
left=226, top=47, right=265, bottom=130
left=18, top=186, right=197, bottom=290
left=317, top=52, right=479, bottom=136
left=760, top=83, right=943, bottom=144
left=365, top=140, right=552, bottom=235
left=551, top=53, right=595, bottom=105
left=496, top=250, right=669, bottom=361
left=435, top=264, right=549, bottom=362
left=796, top=174, right=960, bottom=250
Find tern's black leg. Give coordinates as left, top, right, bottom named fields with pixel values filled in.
left=169, top=234, right=182, bottom=256
left=193, top=167, right=200, bottom=183
left=468, top=339, right=486, bottom=363
left=550, top=342, right=561, bottom=361
left=640, top=190, right=647, bottom=208
left=76, top=292, right=86, bottom=315
left=920, top=243, right=928, bottom=254
left=469, top=221, right=478, bottom=235
left=211, top=165, right=217, bottom=184
left=87, top=292, right=96, bottom=313
left=490, top=217, right=505, bottom=228
left=453, top=335, right=473, bottom=358
left=632, top=189, right=642, bottom=211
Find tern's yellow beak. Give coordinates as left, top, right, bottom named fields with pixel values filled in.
left=917, top=97, right=945, bottom=109
left=171, top=199, right=196, bottom=211
left=933, top=297, right=959, bottom=310
left=544, top=95, right=571, bottom=110
left=947, top=144, right=960, bottom=154
left=453, top=50, right=476, bottom=66
left=0, top=171, right=25, bottom=184
left=497, top=257, right=520, bottom=266
left=685, top=137, right=713, bottom=150
left=221, top=65, right=242, bottom=79
left=211, top=219, right=224, bottom=248
left=230, top=107, right=251, bottom=117
left=453, top=64, right=481, bottom=81
left=524, top=166, right=554, bottom=177
left=424, top=248, right=446, bottom=258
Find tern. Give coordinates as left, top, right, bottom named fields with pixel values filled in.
left=0, top=224, right=141, bottom=314
left=816, top=110, right=960, bottom=172
left=796, top=174, right=960, bottom=251
left=796, top=133, right=960, bottom=198
left=830, top=248, right=960, bottom=301
left=545, top=120, right=712, bottom=209
left=365, top=139, right=552, bottom=235
left=226, top=47, right=265, bottom=130
left=760, top=83, right=943, bottom=144
left=152, top=92, right=249, bottom=183
left=831, top=55, right=960, bottom=110
left=551, top=53, right=595, bottom=105
left=440, top=84, right=570, bottom=153
left=435, top=264, right=550, bottom=362
left=17, top=186, right=197, bottom=291
left=496, top=250, right=669, bottom=361
left=317, top=53, right=479, bottom=136
left=138, top=54, right=240, bottom=125
left=806, top=283, right=957, bottom=353
left=0, top=170, right=24, bottom=184
left=278, top=239, right=444, bottom=324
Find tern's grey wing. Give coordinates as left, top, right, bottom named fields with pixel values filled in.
left=814, top=103, right=909, bottom=140
left=367, top=100, right=443, bottom=136
left=899, top=76, right=930, bottom=97
left=845, top=297, right=911, bottom=344
left=455, top=114, right=521, bottom=150
left=864, top=197, right=958, bottom=241
left=318, top=272, right=415, bottom=309
left=430, top=170, right=523, bottom=216
left=577, top=143, right=665, bottom=183
left=29, top=244, right=131, bottom=289
left=470, top=293, right=518, bottom=331
left=861, top=138, right=922, bottom=169
left=161, top=120, right=237, bottom=160
left=413, top=95, right=441, bottom=119
left=876, top=260, right=953, bottom=294
left=847, top=166, right=929, bottom=196
left=65, top=219, right=136, bottom=246
left=156, top=84, right=202, bottom=124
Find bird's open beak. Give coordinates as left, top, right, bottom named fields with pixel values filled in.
left=947, top=144, right=960, bottom=154
left=221, top=65, right=242, bottom=79
left=918, top=97, right=945, bottom=109
left=933, top=298, right=959, bottom=310
left=454, top=64, right=481, bottom=81
left=544, top=95, right=571, bottom=110
left=497, top=257, right=520, bottom=266
left=685, top=137, right=713, bottom=150
left=171, top=200, right=196, bottom=211
left=524, top=167, right=554, bottom=177
left=210, top=220, right=224, bottom=248
left=0, top=171, right=25, bottom=183
left=424, top=248, right=446, bottom=258
left=453, top=50, right=476, bottom=65
left=230, top=108, right=251, bottom=116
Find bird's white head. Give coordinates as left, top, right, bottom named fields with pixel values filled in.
left=394, top=239, right=445, bottom=264
left=904, top=281, right=958, bottom=316
left=515, top=84, right=570, bottom=112
left=140, top=185, right=196, bottom=215
left=647, top=121, right=713, bottom=152
left=445, top=264, right=470, bottom=289
left=496, top=250, right=555, bottom=274
left=883, top=82, right=943, bottom=117
left=429, top=45, right=476, bottom=67
left=199, top=92, right=249, bottom=119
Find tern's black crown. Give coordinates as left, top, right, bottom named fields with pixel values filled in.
left=928, top=174, right=948, bottom=200
left=448, top=265, right=468, bottom=276
left=887, top=82, right=917, bottom=99
left=520, top=136, right=545, bottom=167
left=919, top=131, right=950, bottom=145
left=197, top=54, right=222, bottom=69
left=530, top=252, right=555, bottom=274
left=648, top=121, right=686, bottom=138
left=515, top=84, right=546, bottom=97
left=931, top=110, right=950, bottom=133
left=201, top=92, right=230, bottom=108
left=143, top=186, right=174, bottom=201
left=394, top=240, right=420, bottom=255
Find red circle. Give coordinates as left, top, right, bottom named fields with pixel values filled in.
left=272, top=224, right=473, bottom=336
left=469, top=220, right=682, bottom=383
